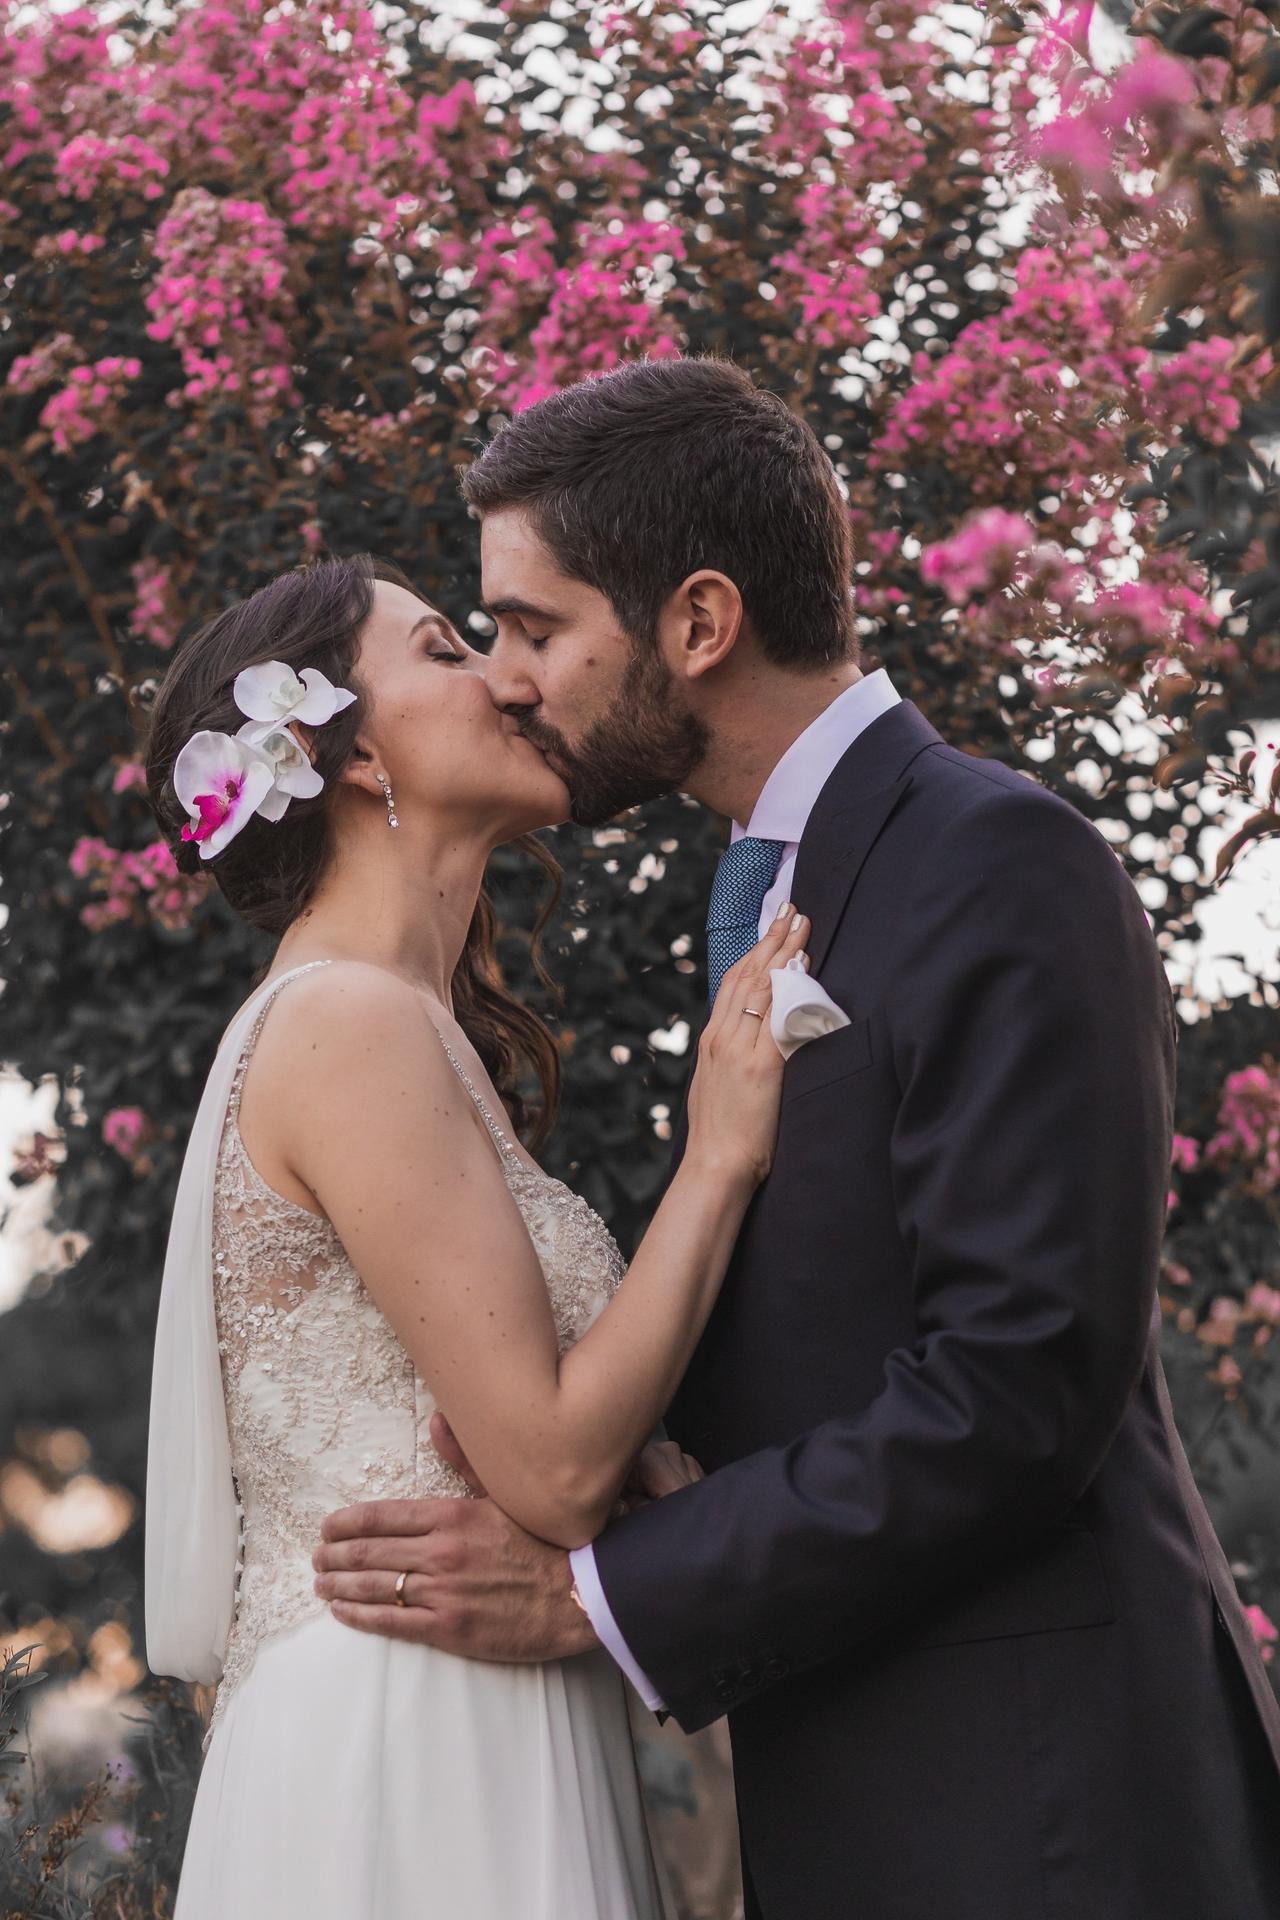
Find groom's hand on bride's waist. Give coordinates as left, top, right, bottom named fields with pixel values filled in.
left=311, top=1420, right=599, bottom=1664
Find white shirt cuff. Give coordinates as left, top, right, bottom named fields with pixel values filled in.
left=569, top=1541, right=666, bottom=1712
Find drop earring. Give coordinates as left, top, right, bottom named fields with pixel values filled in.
left=376, top=772, right=399, bottom=828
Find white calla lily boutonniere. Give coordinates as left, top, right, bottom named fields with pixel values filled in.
left=768, top=955, right=852, bottom=1060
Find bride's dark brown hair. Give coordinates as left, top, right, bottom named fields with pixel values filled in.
left=145, top=554, right=562, bottom=1147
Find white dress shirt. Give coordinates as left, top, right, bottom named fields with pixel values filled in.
left=569, top=669, right=903, bottom=1709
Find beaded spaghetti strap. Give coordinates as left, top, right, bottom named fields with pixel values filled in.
left=227, top=961, right=335, bottom=1128
left=433, top=1028, right=526, bottom=1173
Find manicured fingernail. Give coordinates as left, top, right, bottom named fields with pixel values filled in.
left=791, top=913, right=803, bottom=932
left=775, top=900, right=792, bottom=920
left=801, top=951, right=811, bottom=970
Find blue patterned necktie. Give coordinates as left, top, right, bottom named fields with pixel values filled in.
left=706, top=836, right=787, bottom=1006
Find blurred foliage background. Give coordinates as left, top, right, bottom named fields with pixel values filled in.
left=2, top=0, right=1280, bottom=1911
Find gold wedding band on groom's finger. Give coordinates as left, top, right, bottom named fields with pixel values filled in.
left=394, top=1570, right=409, bottom=1607
left=741, top=1007, right=766, bottom=1020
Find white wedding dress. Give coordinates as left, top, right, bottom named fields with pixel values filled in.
left=170, top=961, right=672, bottom=1920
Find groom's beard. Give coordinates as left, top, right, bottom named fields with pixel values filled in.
left=516, top=642, right=709, bottom=829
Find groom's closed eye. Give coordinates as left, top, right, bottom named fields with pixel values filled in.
left=480, top=595, right=566, bottom=653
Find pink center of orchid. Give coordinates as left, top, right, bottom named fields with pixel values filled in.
left=179, top=772, right=245, bottom=843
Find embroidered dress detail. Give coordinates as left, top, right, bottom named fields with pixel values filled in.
left=207, top=963, right=625, bottom=1742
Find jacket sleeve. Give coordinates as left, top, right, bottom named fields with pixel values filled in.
left=589, top=788, right=1177, bottom=1732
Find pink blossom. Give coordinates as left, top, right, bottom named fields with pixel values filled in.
left=921, top=510, right=1036, bottom=605
left=7, top=333, right=77, bottom=394
left=436, top=211, right=558, bottom=352
left=102, top=1107, right=147, bottom=1160
left=55, top=130, right=168, bottom=202
left=35, top=227, right=106, bottom=260
left=1139, top=336, right=1269, bottom=449
left=487, top=220, right=687, bottom=410
left=0, top=9, right=116, bottom=175
left=1033, top=44, right=1198, bottom=194
left=1036, top=113, right=1112, bottom=187
left=69, top=834, right=205, bottom=933
left=1208, top=1061, right=1280, bottom=1195
left=1244, top=1606, right=1277, bottom=1663
left=1198, top=1296, right=1242, bottom=1347
left=129, top=559, right=175, bottom=649
left=36, top=354, right=141, bottom=453
left=1103, top=47, right=1196, bottom=141
left=1171, top=1134, right=1200, bottom=1174
left=769, top=179, right=879, bottom=350
left=69, top=835, right=112, bottom=881
left=1246, top=1284, right=1280, bottom=1326
left=144, top=190, right=298, bottom=424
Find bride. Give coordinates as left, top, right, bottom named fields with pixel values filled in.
left=142, top=552, right=808, bottom=1919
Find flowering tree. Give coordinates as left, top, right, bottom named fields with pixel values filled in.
left=3, top=0, right=1280, bottom=1885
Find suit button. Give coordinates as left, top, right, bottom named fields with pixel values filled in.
left=761, top=1655, right=789, bottom=1682
left=712, top=1676, right=737, bottom=1705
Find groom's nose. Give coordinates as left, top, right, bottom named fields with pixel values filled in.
left=481, top=637, right=541, bottom=715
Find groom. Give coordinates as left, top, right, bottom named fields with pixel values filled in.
left=314, top=358, right=1280, bottom=1917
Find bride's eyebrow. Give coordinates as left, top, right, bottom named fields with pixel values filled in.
left=406, top=612, right=458, bottom=644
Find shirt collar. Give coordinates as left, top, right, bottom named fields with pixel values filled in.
left=731, top=669, right=902, bottom=845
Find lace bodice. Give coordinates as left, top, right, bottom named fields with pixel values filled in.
left=207, top=960, right=624, bottom=1739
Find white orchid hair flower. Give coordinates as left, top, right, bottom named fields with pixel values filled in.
left=233, top=661, right=358, bottom=728
left=173, top=659, right=357, bottom=859
left=234, top=720, right=325, bottom=821
left=174, top=732, right=279, bottom=861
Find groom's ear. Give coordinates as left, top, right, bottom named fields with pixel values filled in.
left=663, top=569, right=744, bottom=683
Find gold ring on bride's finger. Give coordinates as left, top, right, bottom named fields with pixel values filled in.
left=394, top=1570, right=409, bottom=1607
left=742, top=1007, right=765, bottom=1019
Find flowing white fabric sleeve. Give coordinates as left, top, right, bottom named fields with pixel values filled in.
left=144, top=970, right=304, bottom=1683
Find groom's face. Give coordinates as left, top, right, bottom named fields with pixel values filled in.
left=478, top=508, right=708, bottom=828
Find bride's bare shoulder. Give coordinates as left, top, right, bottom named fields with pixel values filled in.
left=253, top=959, right=451, bottom=1085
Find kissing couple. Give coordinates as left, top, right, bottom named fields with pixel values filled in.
left=144, top=357, right=1280, bottom=1919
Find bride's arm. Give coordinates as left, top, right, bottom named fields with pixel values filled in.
left=271, top=913, right=806, bottom=1551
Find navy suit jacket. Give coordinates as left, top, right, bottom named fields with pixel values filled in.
left=592, top=702, right=1280, bottom=1920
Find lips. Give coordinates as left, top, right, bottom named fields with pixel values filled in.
left=515, top=728, right=555, bottom=766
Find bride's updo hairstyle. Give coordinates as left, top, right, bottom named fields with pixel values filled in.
left=146, top=553, right=562, bottom=1146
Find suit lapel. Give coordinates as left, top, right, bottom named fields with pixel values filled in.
left=791, top=700, right=942, bottom=975
left=794, top=773, right=912, bottom=977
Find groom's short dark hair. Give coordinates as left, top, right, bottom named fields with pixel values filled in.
left=461, top=357, right=857, bottom=671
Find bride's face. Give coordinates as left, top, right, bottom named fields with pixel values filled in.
left=342, top=580, right=570, bottom=840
